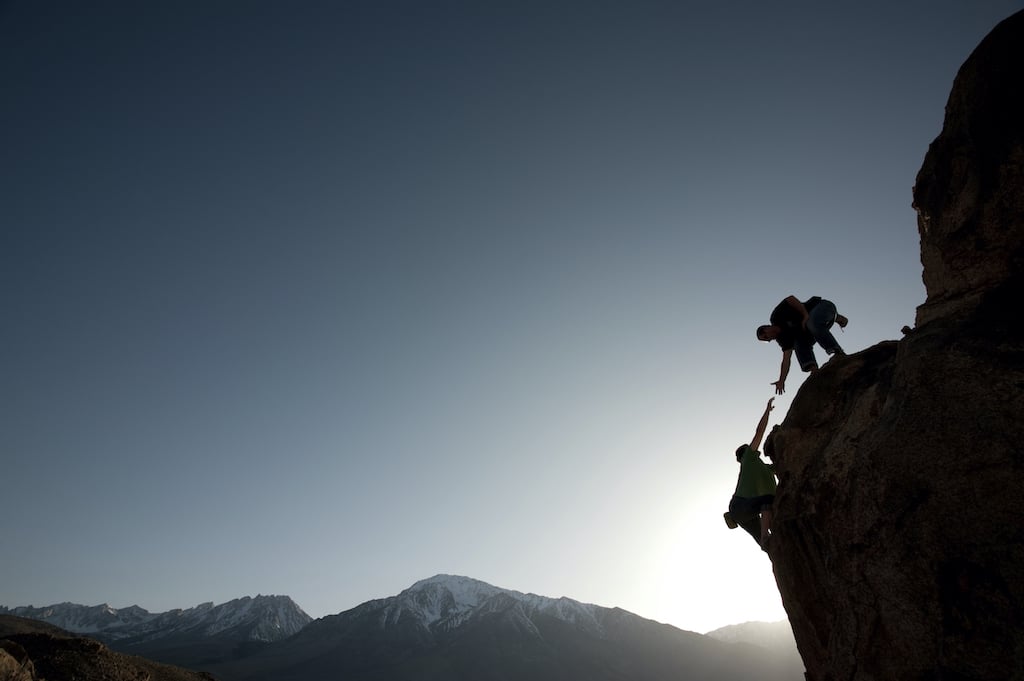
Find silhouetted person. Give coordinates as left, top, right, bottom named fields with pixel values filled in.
left=757, top=295, right=848, bottom=394
left=724, top=398, right=777, bottom=550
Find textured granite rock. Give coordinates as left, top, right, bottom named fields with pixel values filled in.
left=769, top=10, right=1024, bottom=681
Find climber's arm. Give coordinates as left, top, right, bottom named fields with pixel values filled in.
left=750, top=398, right=775, bottom=452
left=772, top=349, right=792, bottom=394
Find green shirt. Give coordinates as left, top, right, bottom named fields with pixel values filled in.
left=734, top=446, right=777, bottom=498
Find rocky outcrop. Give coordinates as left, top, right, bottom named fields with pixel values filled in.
left=769, top=10, right=1024, bottom=681
left=0, top=640, right=37, bottom=681
left=912, top=10, right=1024, bottom=327
left=0, top=615, right=215, bottom=681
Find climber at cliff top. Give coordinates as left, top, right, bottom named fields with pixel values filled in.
left=724, top=397, right=777, bottom=550
left=757, top=295, right=848, bottom=394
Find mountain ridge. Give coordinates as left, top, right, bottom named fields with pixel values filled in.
left=1, top=594, right=310, bottom=643
left=199, top=574, right=803, bottom=681
left=3, top=575, right=802, bottom=680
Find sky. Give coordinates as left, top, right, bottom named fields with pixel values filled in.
left=2, top=1, right=1020, bottom=636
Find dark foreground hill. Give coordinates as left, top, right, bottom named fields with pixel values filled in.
left=0, top=614, right=215, bottom=681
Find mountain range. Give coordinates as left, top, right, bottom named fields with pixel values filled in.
left=1, top=595, right=310, bottom=642
left=2, top=576, right=803, bottom=680
left=1, top=595, right=311, bottom=671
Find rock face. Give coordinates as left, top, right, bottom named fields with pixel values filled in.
left=769, top=10, right=1024, bottom=681
left=912, top=10, right=1024, bottom=328
left=0, top=639, right=37, bottom=681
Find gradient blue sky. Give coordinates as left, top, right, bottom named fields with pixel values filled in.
left=3, top=1, right=1020, bottom=635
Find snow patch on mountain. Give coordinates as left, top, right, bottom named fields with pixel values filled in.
left=398, top=574, right=503, bottom=627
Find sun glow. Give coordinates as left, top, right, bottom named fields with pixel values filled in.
left=643, top=494, right=787, bottom=634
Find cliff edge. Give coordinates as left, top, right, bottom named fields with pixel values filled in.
left=769, top=10, right=1024, bottom=681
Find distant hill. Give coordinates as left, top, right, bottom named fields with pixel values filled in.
left=203, top=574, right=805, bottom=681
left=706, top=620, right=803, bottom=678
left=706, top=619, right=796, bottom=648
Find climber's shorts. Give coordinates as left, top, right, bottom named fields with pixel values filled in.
left=729, top=494, right=775, bottom=521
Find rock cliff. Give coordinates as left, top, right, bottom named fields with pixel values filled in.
left=769, top=10, right=1024, bottom=681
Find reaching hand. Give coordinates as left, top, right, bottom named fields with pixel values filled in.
left=767, top=397, right=775, bottom=410
left=772, top=380, right=785, bottom=395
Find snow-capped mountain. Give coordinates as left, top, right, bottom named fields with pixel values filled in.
left=0, top=602, right=154, bottom=634
left=378, top=574, right=606, bottom=637
left=201, top=575, right=805, bottom=681
left=1, top=594, right=311, bottom=643
left=3, top=578, right=806, bottom=680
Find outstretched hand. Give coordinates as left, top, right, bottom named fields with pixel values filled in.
left=766, top=397, right=775, bottom=410
left=751, top=395, right=776, bottom=452
left=771, top=380, right=785, bottom=395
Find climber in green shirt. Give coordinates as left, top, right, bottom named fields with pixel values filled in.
left=725, top=397, right=777, bottom=550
